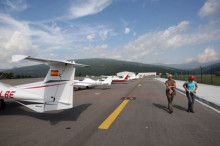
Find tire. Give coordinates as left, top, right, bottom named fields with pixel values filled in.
left=0, top=99, right=6, bottom=109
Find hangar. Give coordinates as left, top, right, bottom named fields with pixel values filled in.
left=137, top=72, right=157, bottom=77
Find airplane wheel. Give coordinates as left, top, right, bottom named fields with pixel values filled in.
left=86, top=86, right=89, bottom=89
left=0, top=99, right=6, bottom=109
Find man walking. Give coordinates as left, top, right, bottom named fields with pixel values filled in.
left=165, top=74, right=176, bottom=113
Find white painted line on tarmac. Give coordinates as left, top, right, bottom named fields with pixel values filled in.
left=155, top=78, right=220, bottom=114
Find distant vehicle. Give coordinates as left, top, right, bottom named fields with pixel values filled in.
left=0, top=55, right=88, bottom=112
left=216, top=71, right=220, bottom=76
left=112, top=74, right=129, bottom=82
left=74, top=76, right=112, bottom=89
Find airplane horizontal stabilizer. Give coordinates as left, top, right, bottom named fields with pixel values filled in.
left=12, top=55, right=89, bottom=67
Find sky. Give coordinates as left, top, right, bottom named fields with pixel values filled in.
left=0, top=0, right=220, bottom=69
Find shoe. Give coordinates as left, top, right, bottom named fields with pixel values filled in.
left=187, top=109, right=190, bottom=112
left=169, top=111, right=173, bottom=114
left=190, top=110, right=195, bottom=113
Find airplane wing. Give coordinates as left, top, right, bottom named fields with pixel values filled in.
left=12, top=55, right=89, bottom=67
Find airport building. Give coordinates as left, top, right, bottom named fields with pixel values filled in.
left=137, top=72, right=157, bottom=77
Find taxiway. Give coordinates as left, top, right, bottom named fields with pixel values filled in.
left=0, top=77, right=219, bottom=146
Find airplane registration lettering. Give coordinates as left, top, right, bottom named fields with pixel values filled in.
left=0, top=90, right=16, bottom=98
left=9, top=91, right=16, bottom=98
left=5, top=91, right=10, bottom=98
left=0, top=90, right=3, bottom=97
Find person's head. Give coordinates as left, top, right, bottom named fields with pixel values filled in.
left=168, top=74, right=172, bottom=80
left=189, top=75, right=195, bottom=82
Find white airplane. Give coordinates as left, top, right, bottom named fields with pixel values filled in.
left=74, top=76, right=112, bottom=90
left=128, top=75, right=139, bottom=80
left=0, top=55, right=88, bottom=113
left=112, top=74, right=129, bottom=82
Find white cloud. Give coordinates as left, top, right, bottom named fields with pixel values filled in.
left=83, top=44, right=108, bottom=51
left=87, top=34, right=96, bottom=40
left=3, top=0, right=28, bottom=12
left=197, top=47, right=219, bottom=63
left=86, top=28, right=113, bottom=41
left=0, top=14, right=38, bottom=68
left=99, top=29, right=109, bottom=40
left=81, top=44, right=109, bottom=58
left=124, top=27, right=130, bottom=34
left=122, top=21, right=190, bottom=61
left=69, top=0, right=112, bottom=19
left=119, top=20, right=220, bottom=62
left=0, top=13, right=117, bottom=69
left=199, top=0, right=220, bottom=19
left=48, top=53, right=57, bottom=58
left=51, top=22, right=61, bottom=33
left=0, top=14, right=82, bottom=68
left=185, top=58, right=196, bottom=64
left=80, top=25, right=114, bottom=42
left=185, top=47, right=219, bottom=63
left=0, top=31, right=38, bottom=68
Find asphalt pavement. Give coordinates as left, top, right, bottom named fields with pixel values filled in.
left=0, top=77, right=219, bottom=146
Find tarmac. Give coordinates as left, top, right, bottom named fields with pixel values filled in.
left=0, top=77, right=220, bottom=146
left=155, top=78, right=220, bottom=111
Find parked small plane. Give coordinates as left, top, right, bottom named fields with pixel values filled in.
left=74, top=76, right=112, bottom=90
left=112, top=74, right=129, bottom=82
left=0, top=55, right=88, bottom=112
left=128, top=75, right=139, bottom=80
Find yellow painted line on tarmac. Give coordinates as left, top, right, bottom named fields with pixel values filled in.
left=138, top=84, right=142, bottom=87
left=98, top=100, right=130, bottom=130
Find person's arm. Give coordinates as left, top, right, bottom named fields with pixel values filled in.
left=165, top=81, right=170, bottom=89
left=183, top=83, right=189, bottom=92
left=173, top=82, right=176, bottom=88
left=165, top=81, right=174, bottom=93
left=194, top=83, right=198, bottom=93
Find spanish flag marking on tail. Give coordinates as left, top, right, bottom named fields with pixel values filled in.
left=51, top=70, right=59, bottom=76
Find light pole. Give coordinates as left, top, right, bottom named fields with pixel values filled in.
left=211, top=65, right=213, bottom=85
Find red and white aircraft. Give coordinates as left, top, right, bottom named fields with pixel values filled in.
left=112, top=74, right=129, bottom=82
left=0, top=55, right=88, bottom=113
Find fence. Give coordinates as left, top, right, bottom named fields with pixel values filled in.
left=171, top=74, right=220, bottom=86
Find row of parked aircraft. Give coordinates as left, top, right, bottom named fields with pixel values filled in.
left=0, top=55, right=140, bottom=113
left=74, top=73, right=131, bottom=90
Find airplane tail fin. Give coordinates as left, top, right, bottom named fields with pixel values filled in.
left=123, top=74, right=129, bottom=80
left=102, top=76, right=112, bottom=85
left=12, top=55, right=88, bottom=112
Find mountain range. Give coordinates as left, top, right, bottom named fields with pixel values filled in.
left=156, top=60, right=220, bottom=70
left=1, top=58, right=220, bottom=77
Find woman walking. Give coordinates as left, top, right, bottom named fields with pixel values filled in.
left=165, top=74, right=176, bottom=114
left=183, top=75, right=198, bottom=113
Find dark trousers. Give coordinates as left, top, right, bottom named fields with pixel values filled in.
left=186, top=92, right=195, bottom=111
left=166, top=89, right=175, bottom=111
